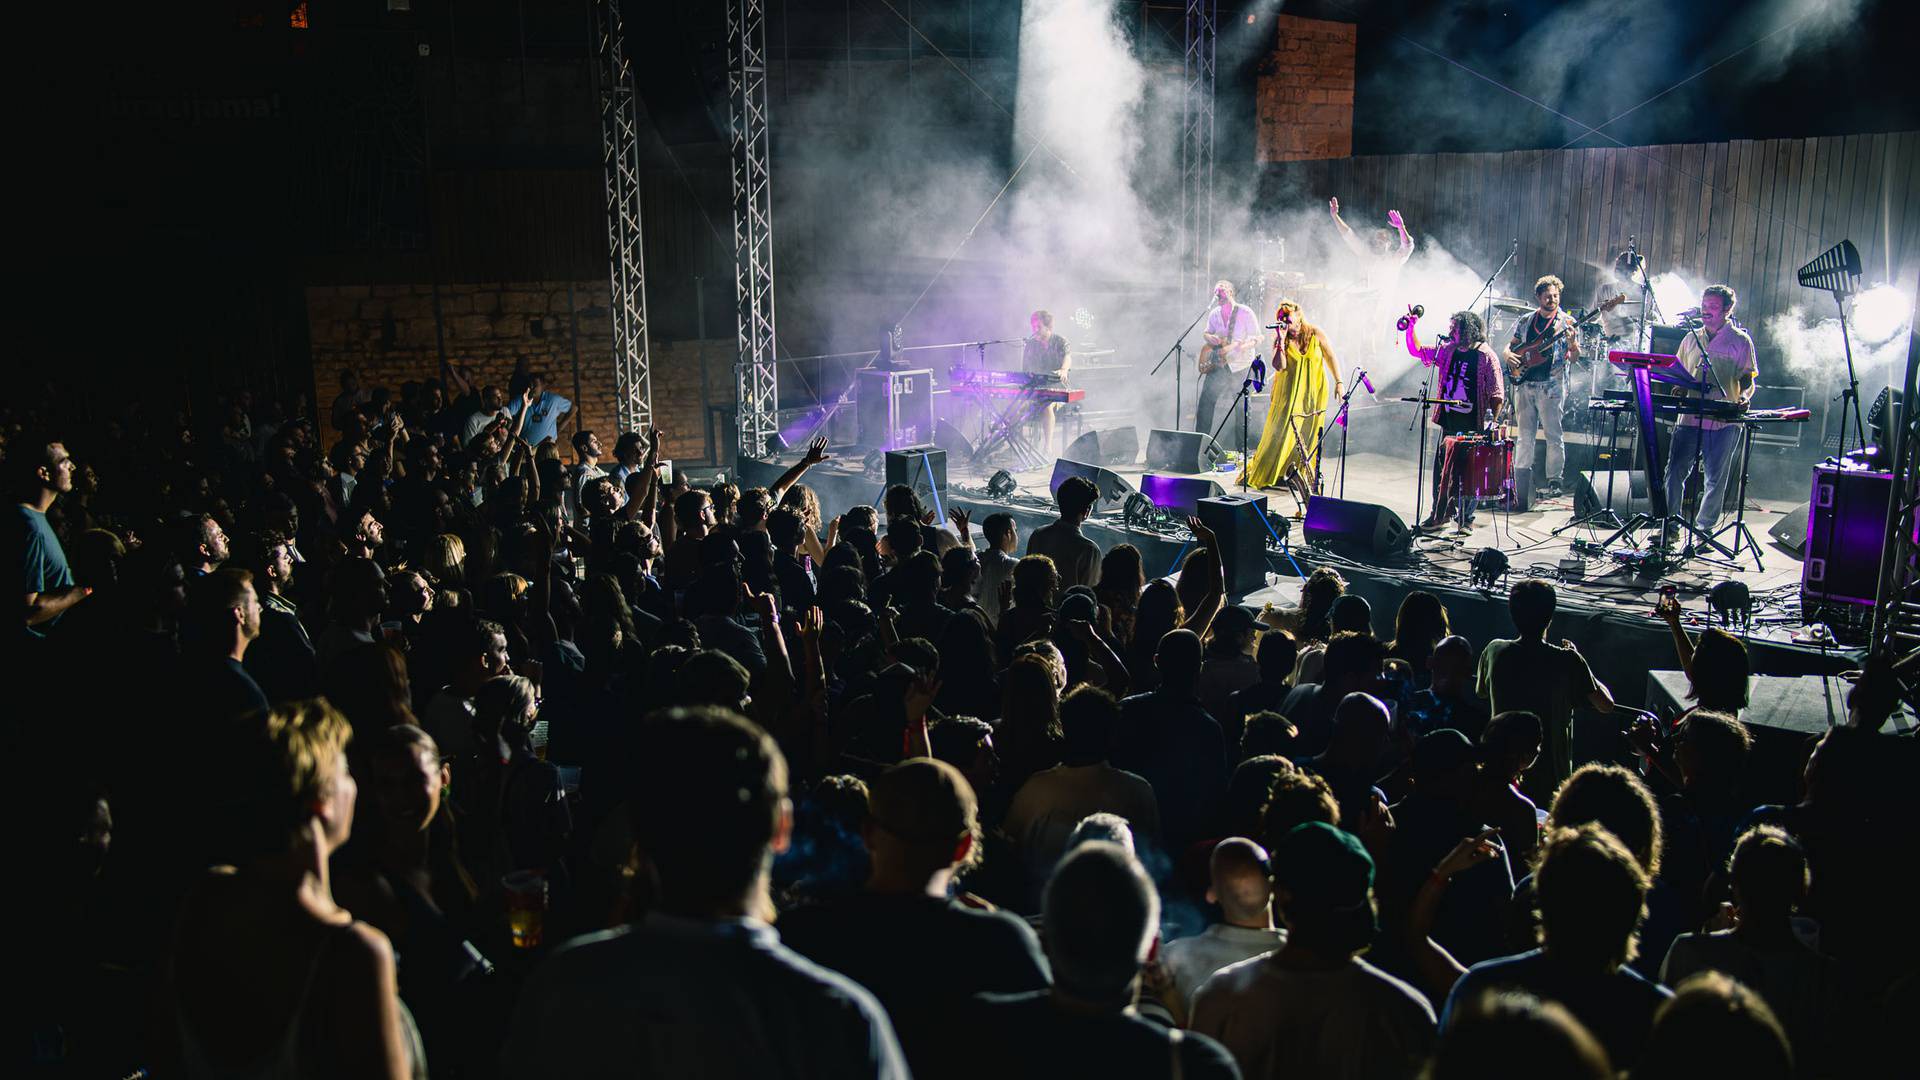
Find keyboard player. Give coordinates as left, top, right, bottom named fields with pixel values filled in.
left=1023, top=309, right=1072, bottom=456
left=1663, top=284, right=1757, bottom=541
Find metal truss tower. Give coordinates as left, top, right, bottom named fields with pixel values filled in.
left=729, top=0, right=780, bottom=459
left=1870, top=336, right=1920, bottom=670
left=595, top=0, right=654, bottom=434
left=1179, top=0, right=1218, bottom=300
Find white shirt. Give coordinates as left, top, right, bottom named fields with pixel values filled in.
left=1162, top=923, right=1287, bottom=1009
left=1673, top=321, right=1757, bottom=431
left=977, top=548, right=1018, bottom=621
left=1191, top=954, right=1436, bottom=1080
left=1207, top=302, right=1262, bottom=373
left=1003, top=763, right=1162, bottom=892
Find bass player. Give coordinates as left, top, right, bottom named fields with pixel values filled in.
left=1195, top=279, right=1260, bottom=440
left=1504, top=275, right=1580, bottom=499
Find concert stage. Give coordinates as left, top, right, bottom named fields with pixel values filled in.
left=740, top=444, right=1862, bottom=737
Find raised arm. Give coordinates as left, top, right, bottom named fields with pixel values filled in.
left=1329, top=196, right=1368, bottom=257
left=1404, top=320, right=1441, bottom=365
left=1656, top=593, right=1696, bottom=683
left=768, top=436, right=830, bottom=504
left=1179, top=516, right=1226, bottom=637
left=1388, top=209, right=1414, bottom=265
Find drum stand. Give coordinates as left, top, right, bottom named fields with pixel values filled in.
left=1709, top=419, right=1766, bottom=572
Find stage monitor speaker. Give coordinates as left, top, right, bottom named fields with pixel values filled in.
left=1303, top=495, right=1410, bottom=560
left=1197, top=493, right=1271, bottom=597
left=1139, top=474, right=1227, bottom=518
left=1575, top=469, right=1651, bottom=517
left=885, top=447, right=947, bottom=507
left=1050, top=458, right=1137, bottom=513
left=1803, top=465, right=1892, bottom=605
left=1065, top=426, right=1140, bottom=466
left=1146, top=428, right=1225, bottom=474
left=932, top=419, right=975, bottom=459
left=1769, top=502, right=1810, bottom=555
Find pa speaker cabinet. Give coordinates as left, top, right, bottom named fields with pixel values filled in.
left=1198, top=493, right=1271, bottom=598
left=1303, top=496, right=1409, bottom=560
left=1139, top=474, right=1226, bottom=517
left=1066, top=426, right=1141, bottom=466
left=1146, top=428, right=1224, bottom=474
left=1049, top=458, right=1136, bottom=513
left=1769, top=502, right=1810, bottom=555
left=1802, top=465, right=1892, bottom=606
left=885, top=447, right=948, bottom=505
left=1576, top=469, right=1651, bottom=517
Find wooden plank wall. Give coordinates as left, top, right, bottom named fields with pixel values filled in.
left=1260, top=132, right=1920, bottom=339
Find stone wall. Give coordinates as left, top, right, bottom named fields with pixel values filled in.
left=305, top=282, right=733, bottom=463
left=1257, top=15, right=1357, bottom=163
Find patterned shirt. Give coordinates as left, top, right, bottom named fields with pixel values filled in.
left=1507, top=310, right=1576, bottom=385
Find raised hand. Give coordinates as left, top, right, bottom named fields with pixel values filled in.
left=948, top=506, right=970, bottom=537
left=920, top=509, right=936, bottom=527
left=803, top=435, right=830, bottom=466
left=1387, top=209, right=1405, bottom=230
left=1187, top=515, right=1217, bottom=547
left=1329, top=196, right=1340, bottom=218
left=1656, top=593, right=1682, bottom=625
left=903, top=672, right=942, bottom=723
left=1433, top=828, right=1502, bottom=880
left=997, top=577, right=1014, bottom=612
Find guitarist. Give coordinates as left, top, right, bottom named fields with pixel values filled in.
left=1503, top=275, right=1581, bottom=499
left=1195, top=279, right=1260, bottom=440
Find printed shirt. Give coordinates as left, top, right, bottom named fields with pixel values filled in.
left=1507, top=310, right=1576, bottom=385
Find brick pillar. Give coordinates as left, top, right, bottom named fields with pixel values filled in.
left=1257, top=15, right=1356, bottom=163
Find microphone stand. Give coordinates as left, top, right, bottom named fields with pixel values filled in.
left=1149, top=299, right=1217, bottom=432
left=1203, top=359, right=1264, bottom=490
left=1321, top=369, right=1367, bottom=499
left=1469, top=239, right=1520, bottom=332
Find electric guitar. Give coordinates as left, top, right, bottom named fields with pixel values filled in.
left=1505, top=294, right=1627, bottom=377
left=1198, top=333, right=1254, bottom=375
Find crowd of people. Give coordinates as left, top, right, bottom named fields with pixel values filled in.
left=6, top=366, right=1914, bottom=1078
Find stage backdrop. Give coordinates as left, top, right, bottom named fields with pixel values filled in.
left=1259, top=131, right=1920, bottom=450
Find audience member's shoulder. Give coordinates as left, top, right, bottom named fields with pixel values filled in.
left=1352, top=956, right=1439, bottom=1018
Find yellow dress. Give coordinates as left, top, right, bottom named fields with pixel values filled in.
left=1241, top=332, right=1332, bottom=490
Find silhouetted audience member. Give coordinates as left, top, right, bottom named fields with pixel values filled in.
left=1112, top=629, right=1230, bottom=854
left=1161, top=838, right=1286, bottom=1010
left=780, top=758, right=1049, bottom=1074
left=962, top=842, right=1242, bottom=1079
left=1444, top=824, right=1670, bottom=1069
left=1191, top=822, right=1436, bottom=1079
left=504, top=708, right=908, bottom=1078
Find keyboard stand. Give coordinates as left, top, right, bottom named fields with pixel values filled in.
left=1554, top=402, right=1628, bottom=535
left=1709, top=419, right=1766, bottom=572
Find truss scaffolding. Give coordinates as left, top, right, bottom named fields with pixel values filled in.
left=1179, top=0, right=1217, bottom=300
left=730, top=0, right=780, bottom=458
left=594, top=0, right=654, bottom=434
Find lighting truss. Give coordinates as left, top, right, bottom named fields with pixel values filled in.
left=1870, top=335, right=1920, bottom=669
left=729, top=0, right=779, bottom=460
left=1179, top=0, right=1217, bottom=300
left=594, top=0, right=654, bottom=434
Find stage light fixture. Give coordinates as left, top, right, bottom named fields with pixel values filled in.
left=986, top=470, right=1017, bottom=499
left=1469, top=547, right=1509, bottom=589
left=765, top=432, right=790, bottom=456
left=1122, top=492, right=1162, bottom=529
left=1708, top=579, right=1752, bottom=627
left=1266, top=512, right=1291, bottom=544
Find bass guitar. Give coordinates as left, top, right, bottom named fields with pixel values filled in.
left=1198, top=333, right=1253, bottom=375
left=1505, top=293, right=1626, bottom=377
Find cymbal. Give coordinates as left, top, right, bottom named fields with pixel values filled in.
left=1489, top=296, right=1535, bottom=313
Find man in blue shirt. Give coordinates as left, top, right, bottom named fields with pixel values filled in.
left=507, top=372, right=572, bottom=448
left=9, top=433, right=88, bottom=637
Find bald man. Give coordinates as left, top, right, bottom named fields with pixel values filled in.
left=1160, top=838, right=1288, bottom=1009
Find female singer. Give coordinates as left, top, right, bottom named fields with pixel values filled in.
left=1241, top=300, right=1342, bottom=507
